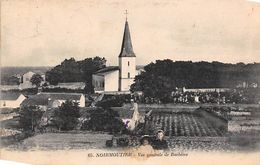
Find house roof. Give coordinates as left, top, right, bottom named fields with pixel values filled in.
left=21, top=92, right=83, bottom=106
left=0, top=92, right=23, bottom=100
left=112, top=107, right=134, bottom=119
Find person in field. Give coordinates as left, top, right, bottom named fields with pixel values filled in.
left=152, top=130, right=168, bottom=150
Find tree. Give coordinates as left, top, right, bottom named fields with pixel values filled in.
left=19, top=106, right=44, bottom=132
left=84, top=81, right=94, bottom=94
left=30, top=73, right=43, bottom=87
left=130, top=60, right=260, bottom=102
left=46, top=56, right=106, bottom=89
left=82, top=107, right=126, bottom=133
left=51, top=100, right=80, bottom=131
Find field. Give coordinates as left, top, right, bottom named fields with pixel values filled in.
left=2, top=105, right=260, bottom=151
left=144, top=112, right=226, bottom=137
left=9, top=132, right=112, bottom=150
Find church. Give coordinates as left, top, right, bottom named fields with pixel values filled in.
left=92, top=16, right=143, bottom=93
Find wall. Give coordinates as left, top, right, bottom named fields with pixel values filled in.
left=79, top=95, right=85, bottom=107
left=104, top=70, right=119, bottom=92
left=119, top=57, right=136, bottom=91
left=20, top=71, right=35, bottom=89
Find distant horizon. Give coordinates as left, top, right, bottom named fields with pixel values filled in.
left=1, top=59, right=260, bottom=68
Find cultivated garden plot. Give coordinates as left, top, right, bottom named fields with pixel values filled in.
left=146, top=112, right=226, bottom=137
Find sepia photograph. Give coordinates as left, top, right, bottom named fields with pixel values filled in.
left=1, top=0, right=260, bottom=164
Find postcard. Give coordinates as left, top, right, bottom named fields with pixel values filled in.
left=1, top=0, right=260, bottom=165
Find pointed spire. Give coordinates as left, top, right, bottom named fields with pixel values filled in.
left=119, top=13, right=136, bottom=57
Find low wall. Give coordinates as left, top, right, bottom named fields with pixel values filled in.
left=123, top=103, right=200, bottom=112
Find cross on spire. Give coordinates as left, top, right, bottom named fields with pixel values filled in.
left=124, top=10, right=128, bottom=21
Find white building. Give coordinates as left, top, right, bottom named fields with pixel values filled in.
left=92, top=19, right=143, bottom=93
left=19, top=71, right=46, bottom=89
left=0, top=92, right=26, bottom=108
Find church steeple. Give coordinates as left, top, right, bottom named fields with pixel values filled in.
left=119, top=13, right=136, bottom=57
left=118, top=10, right=136, bottom=91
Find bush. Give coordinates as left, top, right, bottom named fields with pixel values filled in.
left=51, top=100, right=80, bottom=131
left=18, top=106, right=44, bottom=131
left=81, top=107, right=126, bottom=134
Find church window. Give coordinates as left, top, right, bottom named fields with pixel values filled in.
left=128, top=72, right=130, bottom=78
left=128, top=61, right=130, bottom=66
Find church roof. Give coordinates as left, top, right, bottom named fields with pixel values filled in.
left=119, top=21, right=136, bottom=57
left=94, top=65, right=144, bottom=75
left=94, top=66, right=119, bottom=74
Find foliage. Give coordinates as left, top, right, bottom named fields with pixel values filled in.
left=51, top=100, right=80, bottom=131
left=96, top=94, right=131, bottom=108
left=18, top=106, right=44, bottom=131
left=30, top=73, right=43, bottom=87
left=46, top=57, right=106, bottom=88
left=130, top=60, right=260, bottom=102
left=84, top=82, right=94, bottom=94
left=81, top=107, right=126, bottom=133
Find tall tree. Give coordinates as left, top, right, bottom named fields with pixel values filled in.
left=51, top=100, right=80, bottom=131
left=46, top=57, right=106, bottom=88
left=30, top=73, right=43, bottom=87
left=19, top=106, right=44, bottom=132
left=82, top=107, right=126, bottom=133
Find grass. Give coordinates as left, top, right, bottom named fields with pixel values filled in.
left=11, top=132, right=113, bottom=150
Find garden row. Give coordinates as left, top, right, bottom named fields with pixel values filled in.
left=147, top=112, right=226, bottom=137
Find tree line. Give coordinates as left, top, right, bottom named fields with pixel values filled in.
left=130, top=60, right=260, bottom=99
left=45, top=56, right=106, bottom=87
left=19, top=100, right=126, bottom=134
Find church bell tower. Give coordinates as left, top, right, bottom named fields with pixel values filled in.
left=118, top=10, right=136, bottom=91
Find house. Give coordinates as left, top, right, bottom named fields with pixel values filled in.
left=19, top=71, right=46, bottom=89
left=20, top=92, right=85, bottom=110
left=92, top=18, right=143, bottom=93
left=0, top=92, right=26, bottom=108
left=113, top=103, right=143, bottom=131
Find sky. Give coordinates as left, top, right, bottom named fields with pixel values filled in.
left=1, top=0, right=260, bottom=66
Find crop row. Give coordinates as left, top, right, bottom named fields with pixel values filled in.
left=148, top=113, right=225, bottom=137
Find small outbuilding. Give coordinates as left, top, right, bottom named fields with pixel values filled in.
left=0, top=92, right=26, bottom=108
